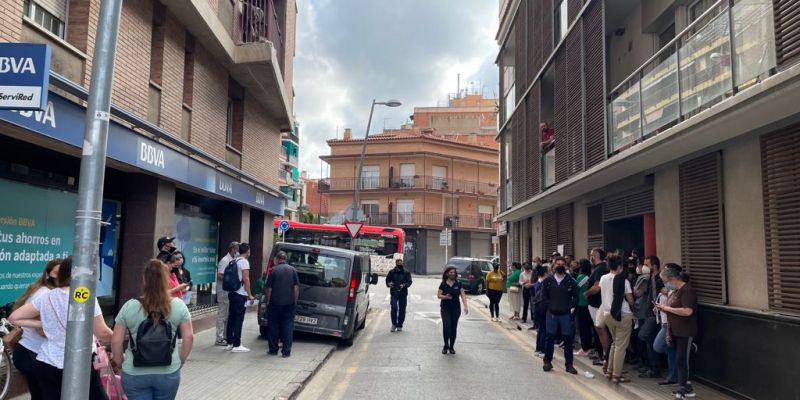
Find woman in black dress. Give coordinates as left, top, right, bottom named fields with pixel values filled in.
left=437, top=266, right=469, bottom=354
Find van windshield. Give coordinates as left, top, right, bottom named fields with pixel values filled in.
left=284, top=249, right=350, bottom=288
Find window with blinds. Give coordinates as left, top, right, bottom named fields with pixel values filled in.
left=679, top=152, right=726, bottom=304
left=762, top=126, right=800, bottom=314
left=774, top=0, right=800, bottom=68
left=24, top=0, right=67, bottom=38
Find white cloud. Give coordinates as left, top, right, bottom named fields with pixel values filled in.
left=294, top=0, right=499, bottom=178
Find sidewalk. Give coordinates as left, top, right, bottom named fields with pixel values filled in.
left=469, top=294, right=735, bottom=400
left=177, top=312, right=336, bottom=400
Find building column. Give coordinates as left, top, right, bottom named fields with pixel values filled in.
left=219, top=202, right=250, bottom=257
left=119, top=175, right=175, bottom=303
left=644, top=213, right=657, bottom=257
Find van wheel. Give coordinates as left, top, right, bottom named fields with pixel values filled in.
left=340, top=334, right=355, bottom=347
left=357, top=313, right=366, bottom=330
left=259, top=325, right=269, bottom=338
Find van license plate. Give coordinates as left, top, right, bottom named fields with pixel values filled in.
left=295, top=315, right=318, bottom=325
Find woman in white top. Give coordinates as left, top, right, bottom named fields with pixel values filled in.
left=10, top=257, right=113, bottom=400
left=599, top=255, right=634, bottom=383
left=11, top=259, right=61, bottom=400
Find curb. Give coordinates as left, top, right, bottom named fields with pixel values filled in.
left=274, top=344, right=336, bottom=400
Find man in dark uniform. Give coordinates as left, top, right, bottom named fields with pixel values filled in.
left=156, top=236, right=176, bottom=262
left=386, top=259, right=413, bottom=332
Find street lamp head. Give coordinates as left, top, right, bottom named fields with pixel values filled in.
left=383, top=99, right=402, bottom=107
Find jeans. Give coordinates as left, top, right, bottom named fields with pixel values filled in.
left=121, top=370, right=181, bottom=400
left=390, top=293, right=407, bottom=328
left=226, top=292, right=247, bottom=347
left=605, top=313, right=633, bottom=377
left=544, top=311, right=575, bottom=366
left=13, top=345, right=43, bottom=400
left=575, top=306, right=594, bottom=352
left=653, top=323, right=677, bottom=382
left=486, top=289, right=503, bottom=318
left=675, top=336, right=694, bottom=388
left=35, top=359, right=107, bottom=400
left=216, top=284, right=229, bottom=341
left=268, top=303, right=296, bottom=355
left=638, top=316, right=660, bottom=372
left=440, top=306, right=461, bottom=348
left=521, top=288, right=532, bottom=322
left=535, top=310, right=547, bottom=353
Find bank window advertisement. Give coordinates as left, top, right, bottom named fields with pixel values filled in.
left=0, top=178, right=119, bottom=306
left=174, top=213, right=219, bottom=285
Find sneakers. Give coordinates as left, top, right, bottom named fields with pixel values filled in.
left=231, top=346, right=250, bottom=353
left=534, top=351, right=545, bottom=358
left=215, top=339, right=228, bottom=346
left=673, top=386, right=696, bottom=398
left=575, top=349, right=590, bottom=357
left=397, top=327, right=403, bottom=332
left=390, top=326, right=397, bottom=332
left=225, top=344, right=234, bottom=351
left=543, top=362, right=553, bottom=372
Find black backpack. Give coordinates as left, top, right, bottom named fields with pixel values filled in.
left=128, top=305, right=176, bottom=367
left=222, top=258, right=242, bottom=292
left=532, top=282, right=548, bottom=314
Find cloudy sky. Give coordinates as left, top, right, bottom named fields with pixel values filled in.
left=294, top=0, right=500, bottom=178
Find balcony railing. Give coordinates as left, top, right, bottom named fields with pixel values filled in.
left=318, top=175, right=498, bottom=196
left=608, top=0, right=776, bottom=154
left=234, top=0, right=284, bottom=71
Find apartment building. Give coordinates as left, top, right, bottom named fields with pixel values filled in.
left=279, top=122, right=302, bottom=219
left=496, top=0, right=799, bottom=397
left=320, top=128, right=499, bottom=274
left=0, top=0, right=296, bottom=316
left=412, top=93, right=498, bottom=136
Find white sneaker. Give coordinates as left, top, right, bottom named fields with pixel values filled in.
left=225, top=344, right=234, bottom=351
left=231, top=346, right=250, bottom=353
left=535, top=351, right=545, bottom=358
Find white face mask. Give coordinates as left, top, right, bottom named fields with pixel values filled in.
left=636, top=266, right=642, bottom=275
left=641, top=266, right=651, bottom=275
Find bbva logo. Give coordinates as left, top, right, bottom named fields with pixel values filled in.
left=0, top=57, right=37, bottom=74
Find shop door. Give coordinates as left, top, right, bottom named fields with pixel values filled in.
left=604, top=215, right=644, bottom=256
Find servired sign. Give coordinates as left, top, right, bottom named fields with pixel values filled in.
left=0, top=43, right=51, bottom=110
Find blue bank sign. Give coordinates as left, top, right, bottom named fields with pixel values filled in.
left=0, top=43, right=51, bottom=110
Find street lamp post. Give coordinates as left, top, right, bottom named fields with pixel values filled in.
left=350, top=99, right=401, bottom=250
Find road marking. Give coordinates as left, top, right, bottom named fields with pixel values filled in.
left=469, top=299, right=605, bottom=400
left=412, top=311, right=441, bottom=324
left=328, top=309, right=386, bottom=400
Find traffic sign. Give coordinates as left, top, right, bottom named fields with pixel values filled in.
left=439, top=229, right=452, bottom=246
left=278, top=220, right=290, bottom=232
left=344, top=221, right=364, bottom=239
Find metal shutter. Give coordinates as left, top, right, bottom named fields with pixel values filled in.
left=521, top=218, right=531, bottom=261
left=554, top=48, right=568, bottom=184
left=526, top=86, right=541, bottom=197
left=568, top=0, right=582, bottom=22
left=515, top=10, right=527, bottom=101
left=679, top=152, right=726, bottom=304
left=566, top=27, right=584, bottom=177
left=557, top=204, right=575, bottom=257
left=512, top=114, right=527, bottom=205
left=542, top=210, right=558, bottom=256
left=512, top=221, right=521, bottom=262
left=762, top=125, right=800, bottom=314
left=542, top=0, right=554, bottom=56
left=583, top=0, right=606, bottom=168
left=34, top=0, right=68, bottom=21
left=602, top=187, right=654, bottom=221
left=774, top=0, right=800, bottom=68
left=587, top=204, right=604, bottom=251
left=528, top=0, right=543, bottom=80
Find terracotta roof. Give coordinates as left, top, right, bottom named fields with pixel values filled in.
left=327, top=129, right=499, bottom=150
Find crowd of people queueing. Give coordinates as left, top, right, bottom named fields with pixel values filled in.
left=497, top=248, right=699, bottom=398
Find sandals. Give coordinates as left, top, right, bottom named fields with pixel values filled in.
left=611, top=376, right=631, bottom=384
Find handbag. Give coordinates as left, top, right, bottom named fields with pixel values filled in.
left=508, top=285, right=520, bottom=294
left=93, top=339, right=109, bottom=371
left=101, top=364, right=127, bottom=400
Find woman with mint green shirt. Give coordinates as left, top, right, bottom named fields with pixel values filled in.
left=112, top=259, right=194, bottom=400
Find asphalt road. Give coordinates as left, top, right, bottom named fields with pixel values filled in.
left=296, top=275, right=634, bottom=400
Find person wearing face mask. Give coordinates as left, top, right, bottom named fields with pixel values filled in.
left=215, top=241, right=240, bottom=346
left=520, top=263, right=535, bottom=324
left=485, top=263, right=505, bottom=321
left=156, top=235, right=177, bottom=262
left=541, top=257, right=579, bottom=374
left=437, top=266, right=468, bottom=354
left=655, top=263, right=697, bottom=399
left=386, top=258, right=413, bottom=332
left=584, top=248, right=610, bottom=366
left=11, top=258, right=61, bottom=400
left=632, top=259, right=652, bottom=373
left=636, top=256, right=663, bottom=379
left=574, top=258, right=594, bottom=357
left=600, top=256, right=635, bottom=384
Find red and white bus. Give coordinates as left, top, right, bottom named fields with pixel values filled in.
left=272, top=220, right=405, bottom=273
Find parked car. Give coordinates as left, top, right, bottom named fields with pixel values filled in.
left=257, top=243, right=378, bottom=346
left=446, top=257, right=493, bottom=294
left=481, top=255, right=499, bottom=268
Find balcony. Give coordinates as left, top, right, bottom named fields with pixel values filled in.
left=318, top=176, right=498, bottom=196
left=608, top=0, right=776, bottom=155
left=322, top=212, right=495, bottom=231
left=164, top=0, right=292, bottom=130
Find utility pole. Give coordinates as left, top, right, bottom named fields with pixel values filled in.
left=350, top=100, right=377, bottom=250
left=62, top=0, right=123, bottom=398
